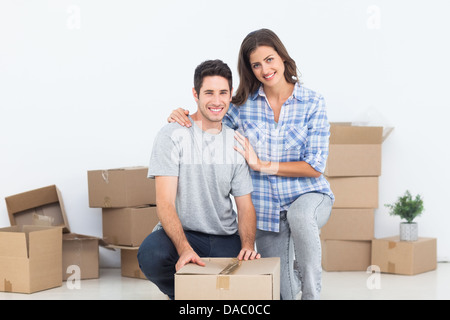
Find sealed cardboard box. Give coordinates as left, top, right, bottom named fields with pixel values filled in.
left=322, top=239, right=372, bottom=271
left=175, top=257, right=280, bottom=300
left=325, top=123, right=384, bottom=177
left=104, top=245, right=147, bottom=279
left=327, top=176, right=378, bottom=208
left=120, top=247, right=147, bottom=280
left=321, top=208, right=374, bottom=240
left=102, top=205, right=159, bottom=246
left=371, top=236, right=437, bottom=275
left=0, top=225, right=63, bottom=294
left=87, top=167, right=156, bottom=208
left=63, top=233, right=106, bottom=281
left=5, top=185, right=70, bottom=233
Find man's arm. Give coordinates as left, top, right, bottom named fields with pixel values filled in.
left=155, top=176, right=205, bottom=271
left=234, top=193, right=261, bottom=261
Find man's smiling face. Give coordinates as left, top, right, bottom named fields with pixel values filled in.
left=193, top=75, right=233, bottom=127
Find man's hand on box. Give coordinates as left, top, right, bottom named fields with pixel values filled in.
left=176, top=248, right=205, bottom=271
left=238, top=248, right=261, bottom=261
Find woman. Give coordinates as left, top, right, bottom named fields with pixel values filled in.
left=168, top=29, right=334, bottom=300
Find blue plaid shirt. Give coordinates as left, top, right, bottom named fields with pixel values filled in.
left=224, top=82, right=334, bottom=232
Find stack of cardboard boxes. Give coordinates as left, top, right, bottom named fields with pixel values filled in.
left=321, top=123, right=384, bottom=271
left=87, top=166, right=159, bottom=279
left=321, top=123, right=437, bottom=275
left=1, top=166, right=158, bottom=294
left=1, top=185, right=103, bottom=293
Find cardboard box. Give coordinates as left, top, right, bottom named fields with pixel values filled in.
left=5, top=185, right=70, bottom=233
left=371, top=236, right=437, bottom=275
left=175, top=257, right=280, bottom=300
left=325, top=123, right=383, bottom=177
left=322, top=240, right=372, bottom=271
left=321, top=208, right=374, bottom=240
left=87, top=167, right=156, bottom=208
left=327, top=176, right=378, bottom=208
left=102, top=205, right=159, bottom=246
left=120, top=247, right=147, bottom=280
left=0, top=225, right=63, bottom=294
left=104, top=245, right=147, bottom=279
left=63, top=233, right=106, bottom=281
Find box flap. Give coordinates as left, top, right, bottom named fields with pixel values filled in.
left=63, top=233, right=110, bottom=248
left=63, top=233, right=97, bottom=241
left=0, top=226, right=28, bottom=258
left=176, top=258, right=231, bottom=275
left=330, top=123, right=383, bottom=144
left=5, top=185, right=70, bottom=233
left=5, top=185, right=59, bottom=215
left=234, top=257, right=280, bottom=275
left=105, top=244, right=139, bottom=250
left=26, top=226, right=62, bottom=258
left=55, top=186, right=71, bottom=233
left=176, top=257, right=280, bottom=276
left=349, top=107, right=394, bottom=142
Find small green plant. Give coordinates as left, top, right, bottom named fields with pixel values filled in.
left=385, top=190, right=424, bottom=223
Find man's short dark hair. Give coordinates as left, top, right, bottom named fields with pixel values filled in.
left=194, top=59, right=233, bottom=95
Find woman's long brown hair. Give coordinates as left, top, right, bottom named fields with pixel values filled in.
left=232, top=29, right=299, bottom=106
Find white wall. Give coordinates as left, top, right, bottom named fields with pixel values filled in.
left=1, top=0, right=449, bottom=267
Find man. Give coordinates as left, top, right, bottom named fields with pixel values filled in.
left=138, top=59, right=260, bottom=299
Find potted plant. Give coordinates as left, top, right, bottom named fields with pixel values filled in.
left=385, top=190, right=424, bottom=241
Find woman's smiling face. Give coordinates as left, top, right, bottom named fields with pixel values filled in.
left=249, top=45, right=286, bottom=87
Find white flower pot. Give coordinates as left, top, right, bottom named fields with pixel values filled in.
left=400, top=222, right=418, bottom=241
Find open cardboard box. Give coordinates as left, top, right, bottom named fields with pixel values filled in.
left=325, top=122, right=392, bottom=177
left=63, top=233, right=109, bottom=281
left=0, top=225, right=63, bottom=294
left=175, top=257, right=280, bottom=300
left=5, top=185, right=70, bottom=233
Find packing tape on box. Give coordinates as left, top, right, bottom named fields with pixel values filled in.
left=3, top=279, right=12, bottom=292
left=388, top=241, right=396, bottom=273
left=216, top=275, right=230, bottom=290
left=102, top=170, right=109, bottom=184
left=33, top=213, right=54, bottom=226
left=219, top=258, right=242, bottom=275
left=388, top=262, right=396, bottom=273
left=216, top=258, right=242, bottom=290
left=103, top=197, right=111, bottom=207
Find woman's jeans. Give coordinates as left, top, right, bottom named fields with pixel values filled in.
left=256, top=192, right=332, bottom=300
left=137, top=228, right=241, bottom=300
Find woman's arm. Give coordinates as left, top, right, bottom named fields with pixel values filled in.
left=168, top=108, right=192, bottom=127
left=234, top=131, right=321, bottom=178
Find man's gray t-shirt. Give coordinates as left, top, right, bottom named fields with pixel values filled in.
left=148, top=117, right=253, bottom=235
